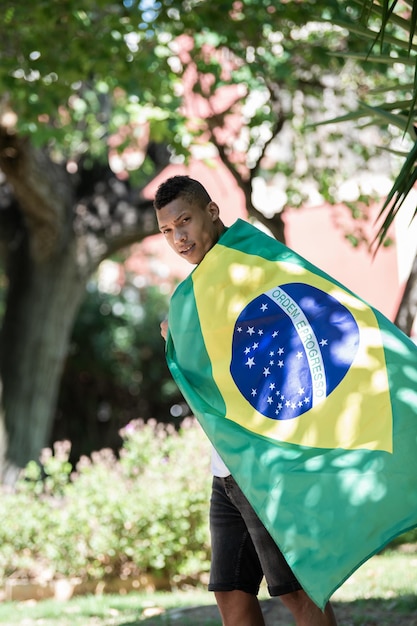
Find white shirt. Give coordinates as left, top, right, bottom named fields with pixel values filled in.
left=211, top=447, right=231, bottom=477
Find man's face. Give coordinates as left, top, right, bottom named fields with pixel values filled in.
left=156, top=196, right=222, bottom=265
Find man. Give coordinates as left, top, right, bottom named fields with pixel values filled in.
left=155, top=175, right=337, bottom=626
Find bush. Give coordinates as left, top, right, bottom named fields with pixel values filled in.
left=0, top=419, right=212, bottom=588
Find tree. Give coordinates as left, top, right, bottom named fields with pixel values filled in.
left=153, top=0, right=388, bottom=241
left=319, top=0, right=417, bottom=333
left=354, top=0, right=417, bottom=336
left=0, top=0, right=409, bottom=483
left=336, top=0, right=416, bottom=245
left=395, top=253, right=417, bottom=334
left=0, top=1, right=183, bottom=482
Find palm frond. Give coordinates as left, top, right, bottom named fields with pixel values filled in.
left=314, top=101, right=416, bottom=136
left=358, top=0, right=417, bottom=135
left=354, top=0, right=413, bottom=35
left=339, top=1, right=417, bottom=245
left=373, top=140, right=417, bottom=250
left=358, top=102, right=416, bottom=135
left=369, top=82, right=415, bottom=94
left=373, top=0, right=399, bottom=51
left=328, top=20, right=417, bottom=52
left=331, top=19, right=417, bottom=51
left=369, top=98, right=417, bottom=112
left=409, top=0, right=417, bottom=54
left=328, top=51, right=416, bottom=65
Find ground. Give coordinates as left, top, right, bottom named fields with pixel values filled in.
left=144, top=596, right=417, bottom=625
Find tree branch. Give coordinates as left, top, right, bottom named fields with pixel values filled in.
left=0, top=127, right=73, bottom=262
left=73, top=163, right=159, bottom=272
left=395, top=249, right=417, bottom=335
left=205, top=108, right=286, bottom=242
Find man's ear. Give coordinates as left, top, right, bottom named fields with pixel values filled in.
left=207, top=201, right=220, bottom=221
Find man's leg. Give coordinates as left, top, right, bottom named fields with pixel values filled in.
left=217, top=476, right=338, bottom=626
left=209, top=477, right=265, bottom=625
left=215, top=590, right=265, bottom=626
left=214, top=589, right=337, bottom=626
left=280, top=589, right=337, bottom=626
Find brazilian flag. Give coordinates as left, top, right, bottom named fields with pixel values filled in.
left=165, top=219, right=417, bottom=608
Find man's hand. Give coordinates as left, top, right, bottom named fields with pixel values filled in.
left=160, top=319, right=168, bottom=340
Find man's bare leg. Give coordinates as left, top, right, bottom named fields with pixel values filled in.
left=280, top=589, right=338, bottom=626
left=215, top=590, right=265, bottom=626
left=214, top=588, right=337, bottom=626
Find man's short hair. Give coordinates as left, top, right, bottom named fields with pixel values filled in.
left=154, top=175, right=212, bottom=210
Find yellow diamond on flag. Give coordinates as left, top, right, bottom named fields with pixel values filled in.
left=193, top=245, right=393, bottom=452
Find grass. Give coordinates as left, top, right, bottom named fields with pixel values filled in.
left=0, top=590, right=215, bottom=626
left=333, top=548, right=417, bottom=602
left=0, top=549, right=416, bottom=625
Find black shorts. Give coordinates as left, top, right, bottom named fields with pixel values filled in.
left=208, top=475, right=302, bottom=597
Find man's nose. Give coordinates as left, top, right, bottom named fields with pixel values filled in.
left=174, top=228, right=186, bottom=243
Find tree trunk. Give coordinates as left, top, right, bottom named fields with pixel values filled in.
left=0, top=230, right=87, bottom=483
left=394, top=250, right=417, bottom=336
left=0, top=129, right=160, bottom=484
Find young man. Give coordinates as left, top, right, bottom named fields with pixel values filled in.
left=154, top=175, right=337, bottom=626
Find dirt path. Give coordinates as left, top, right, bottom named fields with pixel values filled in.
left=151, top=596, right=417, bottom=625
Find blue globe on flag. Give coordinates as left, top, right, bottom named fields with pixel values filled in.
left=230, top=283, right=360, bottom=421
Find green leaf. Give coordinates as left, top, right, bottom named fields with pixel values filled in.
left=374, top=140, right=417, bottom=249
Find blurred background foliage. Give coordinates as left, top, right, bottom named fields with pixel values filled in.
left=0, top=420, right=211, bottom=587
left=53, top=274, right=185, bottom=464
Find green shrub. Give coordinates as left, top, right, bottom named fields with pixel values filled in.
left=0, top=419, right=212, bottom=587
left=387, top=527, right=417, bottom=548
